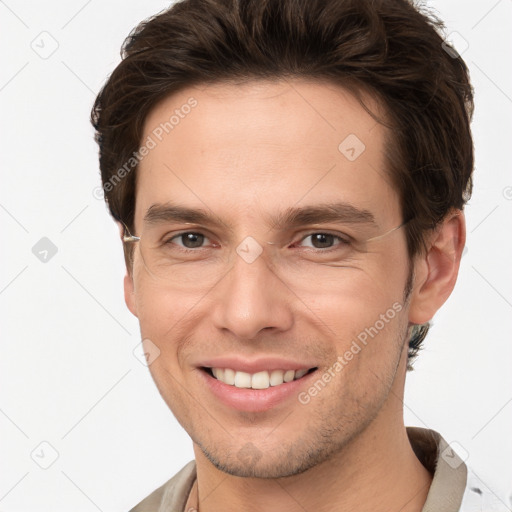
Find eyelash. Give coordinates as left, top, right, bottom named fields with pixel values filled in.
left=293, top=232, right=352, bottom=251
left=165, top=231, right=352, bottom=252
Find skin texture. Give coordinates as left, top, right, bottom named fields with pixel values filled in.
left=123, top=79, right=465, bottom=511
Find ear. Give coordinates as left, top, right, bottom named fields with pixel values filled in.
left=124, top=273, right=138, bottom=318
left=408, top=210, right=466, bottom=325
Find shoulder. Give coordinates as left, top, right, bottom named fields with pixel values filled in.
left=129, top=460, right=197, bottom=512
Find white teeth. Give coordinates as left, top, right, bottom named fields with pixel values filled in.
left=269, top=369, right=284, bottom=386
left=209, top=367, right=312, bottom=388
left=251, top=371, right=270, bottom=389
left=223, top=368, right=236, bottom=385
left=234, top=371, right=252, bottom=388
left=294, top=369, right=308, bottom=379
left=283, top=370, right=295, bottom=382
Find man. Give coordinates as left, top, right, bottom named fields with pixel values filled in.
left=90, top=0, right=499, bottom=510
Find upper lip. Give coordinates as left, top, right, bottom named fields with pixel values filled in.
left=197, top=356, right=318, bottom=374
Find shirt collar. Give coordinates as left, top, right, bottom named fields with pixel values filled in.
left=407, top=427, right=467, bottom=512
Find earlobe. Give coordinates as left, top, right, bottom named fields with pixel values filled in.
left=124, top=273, right=138, bottom=318
left=408, top=210, right=466, bottom=325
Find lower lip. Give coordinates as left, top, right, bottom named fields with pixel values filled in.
left=198, top=368, right=318, bottom=412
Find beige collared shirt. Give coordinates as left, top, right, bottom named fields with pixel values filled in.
left=129, top=427, right=503, bottom=512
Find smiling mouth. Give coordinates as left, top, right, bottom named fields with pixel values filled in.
left=202, top=367, right=318, bottom=389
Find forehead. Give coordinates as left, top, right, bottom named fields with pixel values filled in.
left=135, top=79, right=400, bottom=229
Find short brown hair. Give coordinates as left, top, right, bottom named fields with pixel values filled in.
left=91, top=0, right=474, bottom=365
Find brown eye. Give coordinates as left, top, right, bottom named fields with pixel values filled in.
left=172, top=232, right=207, bottom=249
left=310, top=233, right=335, bottom=248
left=299, top=233, right=349, bottom=250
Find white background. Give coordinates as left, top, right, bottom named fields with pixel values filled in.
left=1, top=0, right=511, bottom=510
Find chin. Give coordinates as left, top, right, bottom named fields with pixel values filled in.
left=197, top=435, right=343, bottom=479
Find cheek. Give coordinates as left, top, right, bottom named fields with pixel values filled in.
left=133, top=280, right=203, bottom=409
left=316, top=291, right=406, bottom=369
left=132, top=272, right=193, bottom=352
left=135, top=285, right=193, bottom=334
left=295, top=257, right=409, bottom=377
left=325, top=297, right=408, bottom=400
left=297, top=262, right=407, bottom=323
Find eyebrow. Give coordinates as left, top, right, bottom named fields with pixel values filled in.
left=266, top=203, right=377, bottom=230
left=144, top=203, right=221, bottom=226
left=143, top=201, right=377, bottom=231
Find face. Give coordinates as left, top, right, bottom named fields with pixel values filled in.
left=125, top=79, right=415, bottom=478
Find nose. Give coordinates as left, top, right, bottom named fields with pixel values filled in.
left=210, top=246, right=294, bottom=340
